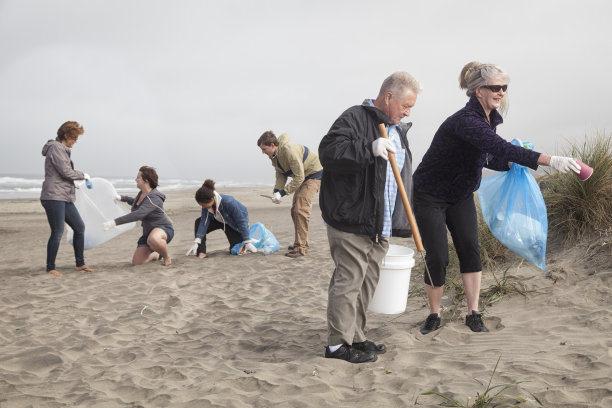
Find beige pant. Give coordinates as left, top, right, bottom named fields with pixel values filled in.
left=290, top=178, right=321, bottom=254
left=326, top=225, right=389, bottom=346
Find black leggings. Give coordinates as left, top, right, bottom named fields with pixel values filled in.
left=414, top=191, right=481, bottom=286
left=194, top=217, right=243, bottom=254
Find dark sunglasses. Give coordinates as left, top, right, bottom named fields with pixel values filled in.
left=482, top=84, right=508, bottom=92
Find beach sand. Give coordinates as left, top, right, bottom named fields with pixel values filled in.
left=0, top=187, right=610, bottom=407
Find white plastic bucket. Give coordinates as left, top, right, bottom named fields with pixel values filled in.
left=368, top=244, right=415, bottom=314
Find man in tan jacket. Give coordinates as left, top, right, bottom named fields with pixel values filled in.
left=257, top=131, right=323, bottom=257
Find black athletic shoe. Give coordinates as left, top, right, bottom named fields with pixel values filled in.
left=420, top=313, right=441, bottom=334
left=465, top=311, right=489, bottom=332
left=352, top=340, right=386, bottom=354
left=324, top=344, right=377, bottom=363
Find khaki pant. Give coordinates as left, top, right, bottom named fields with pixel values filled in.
left=290, top=178, right=320, bottom=254
left=326, top=225, right=389, bottom=346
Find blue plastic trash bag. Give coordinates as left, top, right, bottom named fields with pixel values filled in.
left=230, top=222, right=281, bottom=255
left=477, top=139, right=548, bottom=270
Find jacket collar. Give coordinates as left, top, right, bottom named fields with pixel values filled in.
left=361, top=99, right=392, bottom=125
left=466, top=96, right=503, bottom=127
left=208, top=191, right=222, bottom=213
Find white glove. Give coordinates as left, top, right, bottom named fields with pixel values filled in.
left=244, top=243, right=258, bottom=253
left=271, top=191, right=282, bottom=204
left=186, top=238, right=201, bottom=256
left=372, top=138, right=396, bottom=161
left=549, top=156, right=581, bottom=174
left=114, top=194, right=122, bottom=203
left=102, top=220, right=116, bottom=231
left=83, top=173, right=91, bottom=180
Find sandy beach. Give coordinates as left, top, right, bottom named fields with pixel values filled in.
left=0, top=186, right=610, bottom=407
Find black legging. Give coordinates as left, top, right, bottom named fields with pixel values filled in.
left=194, top=217, right=243, bottom=255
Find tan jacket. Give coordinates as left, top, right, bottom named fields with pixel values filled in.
left=270, top=133, right=323, bottom=195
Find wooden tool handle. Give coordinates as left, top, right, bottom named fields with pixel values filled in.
left=378, top=123, right=424, bottom=252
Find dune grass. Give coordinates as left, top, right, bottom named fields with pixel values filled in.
left=416, top=356, right=543, bottom=407
left=541, top=131, right=612, bottom=243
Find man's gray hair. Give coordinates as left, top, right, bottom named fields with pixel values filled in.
left=378, top=72, right=422, bottom=98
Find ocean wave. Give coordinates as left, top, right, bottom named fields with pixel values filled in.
left=0, top=176, right=266, bottom=199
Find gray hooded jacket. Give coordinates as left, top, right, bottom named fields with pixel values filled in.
left=114, top=189, right=173, bottom=238
left=41, top=139, right=86, bottom=202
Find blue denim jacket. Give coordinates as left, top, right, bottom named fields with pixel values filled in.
left=413, top=97, right=541, bottom=203
left=196, top=194, right=250, bottom=241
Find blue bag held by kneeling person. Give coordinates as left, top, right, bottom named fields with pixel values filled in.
left=230, top=222, right=281, bottom=255
left=477, top=139, right=548, bottom=270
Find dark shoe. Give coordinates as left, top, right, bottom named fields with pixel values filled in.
left=324, top=344, right=377, bottom=363
left=352, top=340, right=386, bottom=354
left=288, top=245, right=294, bottom=251
left=465, top=311, right=489, bottom=332
left=285, top=251, right=304, bottom=258
left=420, top=313, right=441, bottom=334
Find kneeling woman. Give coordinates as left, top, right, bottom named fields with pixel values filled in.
left=186, top=179, right=254, bottom=258
left=104, top=166, right=174, bottom=266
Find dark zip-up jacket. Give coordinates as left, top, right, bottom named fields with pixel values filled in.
left=319, top=100, right=414, bottom=238
left=413, top=96, right=541, bottom=203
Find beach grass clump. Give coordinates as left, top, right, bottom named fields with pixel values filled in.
left=416, top=356, right=543, bottom=407
left=480, top=263, right=532, bottom=306
left=541, top=131, right=612, bottom=243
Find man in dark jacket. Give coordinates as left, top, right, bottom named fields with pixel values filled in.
left=319, top=72, right=421, bottom=363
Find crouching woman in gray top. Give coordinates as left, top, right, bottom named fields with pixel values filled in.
left=103, top=166, right=174, bottom=266
left=41, top=121, right=94, bottom=277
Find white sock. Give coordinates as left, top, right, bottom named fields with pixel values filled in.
left=328, top=344, right=342, bottom=353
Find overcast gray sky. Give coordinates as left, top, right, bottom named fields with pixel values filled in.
left=1, top=0, right=611, bottom=185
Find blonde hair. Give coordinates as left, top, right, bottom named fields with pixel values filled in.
left=459, top=61, right=510, bottom=114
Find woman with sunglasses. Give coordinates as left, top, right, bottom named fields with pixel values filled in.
left=413, top=61, right=581, bottom=335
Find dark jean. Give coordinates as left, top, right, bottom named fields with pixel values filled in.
left=193, top=217, right=242, bottom=254
left=41, top=200, right=85, bottom=271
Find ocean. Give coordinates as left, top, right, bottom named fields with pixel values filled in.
left=0, top=175, right=260, bottom=200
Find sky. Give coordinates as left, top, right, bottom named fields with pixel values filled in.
left=1, top=0, right=611, bottom=186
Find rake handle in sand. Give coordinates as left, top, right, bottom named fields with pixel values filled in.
left=378, top=123, right=435, bottom=287
left=378, top=123, right=424, bottom=252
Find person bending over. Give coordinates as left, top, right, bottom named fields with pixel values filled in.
left=185, top=179, right=256, bottom=258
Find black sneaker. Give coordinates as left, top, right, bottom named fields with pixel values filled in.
left=324, top=344, right=377, bottom=363
left=352, top=340, right=386, bottom=354
left=465, top=311, right=489, bottom=332
left=420, top=313, right=441, bottom=334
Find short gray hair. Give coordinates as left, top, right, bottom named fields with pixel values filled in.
left=378, top=72, right=422, bottom=98
left=459, top=61, right=510, bottom=114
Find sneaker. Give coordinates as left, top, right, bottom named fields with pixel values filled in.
left=465, top=311, right=489, bottom=332
left=352, top=340, right=386, bottom=354
left=324, top=344, right=377, bottom=363
left=285, top=251, right=304, bottom=258
left=420, top=313, right=441, bottom=334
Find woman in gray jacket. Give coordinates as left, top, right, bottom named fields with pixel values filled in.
left=41, top=121, right=93, bottom=277
left=103, top=166, right=174, bottom=266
